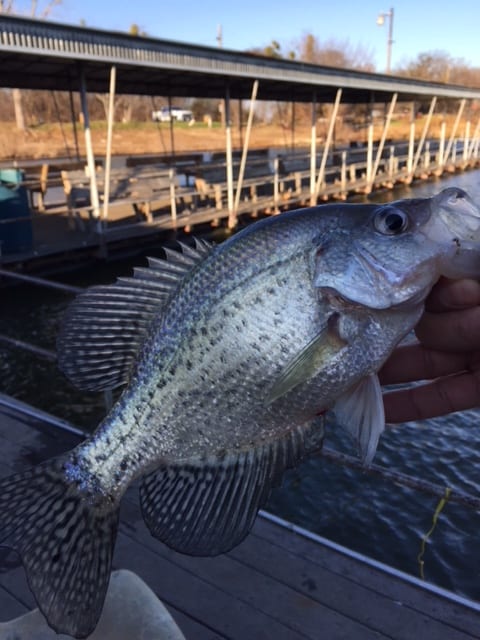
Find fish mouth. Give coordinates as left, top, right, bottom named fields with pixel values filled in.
left=346, top=243, right=432, bottom=310
left=424, top=188, right=480, bottom=279
left=430, top=188, right=480, bottom=240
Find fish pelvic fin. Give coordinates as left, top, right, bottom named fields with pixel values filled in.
left=0, top=456, right=119, bottom=638
left=140, top=425, right=312, bottom=556
left=332, top=373, right=385, bottom=465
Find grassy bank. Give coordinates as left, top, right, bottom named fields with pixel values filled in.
left=0, top=114, right=467, bottom=162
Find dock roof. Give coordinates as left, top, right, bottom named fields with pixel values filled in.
left=1, top=14, right=480, bottom=104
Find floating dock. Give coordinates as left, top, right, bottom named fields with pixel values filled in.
left=1, top=137, right=479, bottom=275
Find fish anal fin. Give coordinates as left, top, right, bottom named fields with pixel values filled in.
left=267, top=313, right=347, bottom=404
left=140, top=426, right=309, bottom=556
left=333, top=373, right=385, bottom=465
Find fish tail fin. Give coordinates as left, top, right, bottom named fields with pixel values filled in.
left=0, top=456, right=119, bottom=638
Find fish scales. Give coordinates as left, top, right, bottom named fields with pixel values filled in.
left=1, top=187, right=480, bottom=637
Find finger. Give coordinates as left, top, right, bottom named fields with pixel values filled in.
left=379, top=344, right=472, bottom=385
left=415, top=307, right=480, bottom=351
left=425, top=278, right=480, bottom=312
left=383, top=371, right=480, bottom=423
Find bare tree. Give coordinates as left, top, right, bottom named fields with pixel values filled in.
left=0, top=1, right=63, bottom=129
left=395, top=50, right=480, bottom=88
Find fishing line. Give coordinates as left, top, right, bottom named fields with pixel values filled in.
left=417, top=486, right=452, bottom=580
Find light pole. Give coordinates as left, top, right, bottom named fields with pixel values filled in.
left=377, top=7, right=394, bottom=73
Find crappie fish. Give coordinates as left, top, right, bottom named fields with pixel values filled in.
left=1, top=187, right=480, bottom=637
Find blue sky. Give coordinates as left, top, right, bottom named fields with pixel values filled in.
left=51, top=0, right=480, bottom=71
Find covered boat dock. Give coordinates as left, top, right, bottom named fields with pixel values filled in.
left=0, top=13, right=480, bottom=268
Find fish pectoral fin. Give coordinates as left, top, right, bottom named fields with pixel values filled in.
left=139, top=428, right=309, bottom=556
left=333, top=373, right=385, bottom=465
left=266, top=315, right=347, bottom=405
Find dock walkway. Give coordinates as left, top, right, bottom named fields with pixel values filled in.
left=1, top=137, right=480, bottom=274
left=0, top=396, right=479, bottom=639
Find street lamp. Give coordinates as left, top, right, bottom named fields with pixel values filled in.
left=377, top=7, right=394, bottom=74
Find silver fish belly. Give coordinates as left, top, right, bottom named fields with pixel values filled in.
left=1, top=187, right=480, bottom=638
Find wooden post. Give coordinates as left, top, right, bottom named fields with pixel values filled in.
left=438, top=120, right=446, bottom=171
left=169, top=168, right=177, bottom=224
left=167, top=95, right=175, bottom=162
left=409, top=96, right=437, bottom=180
left=452, top=139, right=457, bottom=166
left=310, top=92, right=317, bottom=206
left=340, top=150, right=347, bottom=197
left=467, top=118, right=480, bottom=159
left=424, top=141, right=430, bottom=170
left=225, top=86, right=235, bottom=229
left=368, top=92, right=397, bottom=191
left=234, top=80, right=259, bottom=216
left=102, top=64, right=116, bottom=225
left=463, top=121, right=470, bottom=163
left=443, top=99, right=466, bottom=167
left=366, top=123, right=374, bottom=186
left=388, top=145, right=395, bottom=182
left=314, top=88, right=342, bottom=199
left=407, top=120, right=415, bottom=177
left=79, top=69, right=101, bottom=229
left=273, top=156, right=280, bottom=213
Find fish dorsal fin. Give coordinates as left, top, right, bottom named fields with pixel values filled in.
left=333, top=373, right=384, bottom=465
left=266, top=314, right=347, bottom=405
left=57, top=239, right=214, bottom=392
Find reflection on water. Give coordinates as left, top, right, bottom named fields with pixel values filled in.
left=1, top=171, right=480, bottom=599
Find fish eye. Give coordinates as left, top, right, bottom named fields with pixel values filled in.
left=373, top=207, right=409, bottom=235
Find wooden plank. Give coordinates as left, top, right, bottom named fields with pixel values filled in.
left=164, top=605, right=227, bottom=640
left=117, top=500, right=387, bottom=640
left=251, top=517, right=480, bottom=637
left=231, top=523, right=477, bottom=640
left=1, top=404, right=480, bottom=639
left=113, top=533, right=311, bottom=640
left=0, top=585, right=29, bottom=622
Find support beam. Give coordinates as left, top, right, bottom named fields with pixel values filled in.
left=314, top=88, right=342, bottom=200
left=167, top=95, right=175, bottom=161
left=79, top=69, right=100, bottom=230
left=224, top=86, right=235, bottom=229
left=309, top=92, right=317, bottom=206
left=443, top=99, right=466, bottom=167
left=366, top=123, right=374, bottom=185
left=68, top=86, right=80, bottom=161
left=234, top=80, right=259, bottom=216
left=438, top=120, right=446, bottom=169
left=367, top=92, right=397, bottom=192
left=406, top=103, right=415, bottom=176
left=467, top=117, right=480, bottom=159
left=463, top=121, right=471, bottom=163
left=102, top=64, right=116, bottom=225
left=409, top=96, right=437, bottom=181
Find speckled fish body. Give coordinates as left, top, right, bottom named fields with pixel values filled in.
left=1, top=187, right=480, bottom=638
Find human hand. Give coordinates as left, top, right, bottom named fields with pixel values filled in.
left=380, top=278, right=480, bottom=423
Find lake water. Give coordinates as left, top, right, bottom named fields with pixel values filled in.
left=1, top=171, right=480, bottom=600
